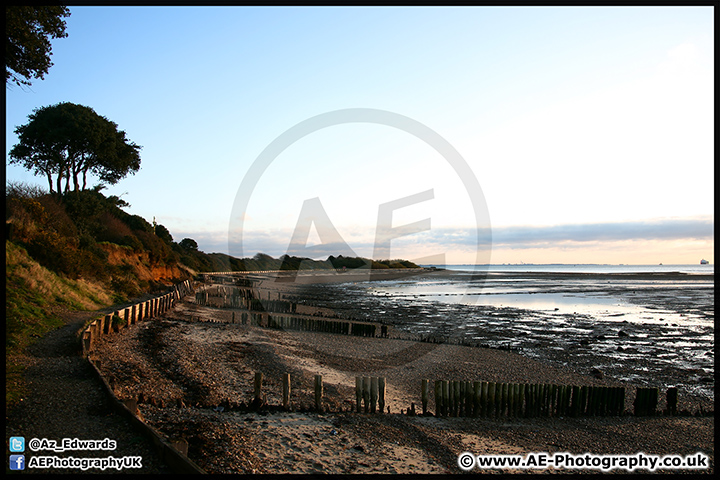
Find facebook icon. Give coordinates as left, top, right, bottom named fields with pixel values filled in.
left=9, top=454, right=25, bottom=471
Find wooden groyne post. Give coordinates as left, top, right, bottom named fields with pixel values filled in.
left=254, top=372, right=263, bottom=407
left=666, top=387, right=678, bottom=416
left=421, top=379, right=429, bottom=415
left=283, top=373, right=291, bottom=410
left=355, top=376, right=385, bottom=413
left=356, top=377, right=363, bottom=413
left=378, top=377, right=386, bottom=413
left=314, top=375, right=323, bottom=412
left=370, top=377, right=378, bottom=414
left=634, top=387, right=659, bottom=416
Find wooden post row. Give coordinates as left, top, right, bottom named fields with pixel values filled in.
left=355, top=376, right=386, bottom=413
left=432, top=381, right=628, bottom=418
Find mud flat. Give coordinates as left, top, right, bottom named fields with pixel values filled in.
left=92, top=270, right=714, bottom=474
left=289, top=269, right=715, bottom=402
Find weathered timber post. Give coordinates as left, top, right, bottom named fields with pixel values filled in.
left=565, top=384, right=573, bottom=416
left=666, top=387, right=678, bottom=416
left=466, top=381, right=474, bottom=417
left=608, top=386, right=617, bottom=415
left=465, top=381, right=473, bottom=417
left=511, top=383, right=518, bottom=417
left=595, top=386, right=604, bottom=416
left=95, top=317, right=104, bottom=338
left=283, top=374, right=291, bottom=410
left=618, top=387, right=626, bottom=415
left=356, top=377, right=363, bottom=413
left=509, top=383, right=518, bottom=417
left=480, top=382, right=489, bottom=417
left=634, top=387, right=658, bottom=416
left=458, top=381, right=465, bottom=417
left=570, top=386, right=580, bottom=417
left=449, top=381, right=457, bottom=417
left=600, top=386, right=610, bottom=416
left=487, top=382, right=496, bottom=417
left=378, top=377, right=386, bottom=414
left=362, top=377, right=371, bottom=413
left=421, top=379, right=429, bottom=415
left=533, top=384, right=542, bottom=417
left=370, top=377, right=378, bottom=414
left=503, top=382, right=511, bottom=417
left=314, top=375, right=323, bottom=412
left=473, top=382, right=481, bottom=417
left=606, top=387, right=616, bottom=415
left=434, top=380, right=442, bottom=417
left=615, top=387, right=626, bottom=416
left=497, top=382, right=505, bottom=417
left=82, top=330, right=91, bottom=356
left=633, top=387, right=645, bottom=416
left=254, top=372, right=263, bottom=406
left=505, top=383, right=512, bottom=417
left=587, top=386, right=597, bottom=416
left=441, top=381, right=449, bottom=417
left=579, top=386, right=589, bottom=416
left=556, top=385, right=565, bottom=417
left=540, top=384, right=548, bottom=417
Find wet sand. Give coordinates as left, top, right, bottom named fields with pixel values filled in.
left=279, top=269, right=714, bottom=401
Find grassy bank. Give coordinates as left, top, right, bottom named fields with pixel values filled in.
left=5, top=240, right=113, bottom=405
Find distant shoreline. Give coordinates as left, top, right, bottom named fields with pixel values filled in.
left=424, top=264, right=714, bottom=275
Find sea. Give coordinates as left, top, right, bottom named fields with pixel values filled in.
left=316, top=264, right=714, bottom=402
left=436, top=263, right=715, bottom=275
left=435, top=264, right=714, bottom=275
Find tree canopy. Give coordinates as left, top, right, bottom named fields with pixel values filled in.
left=9, top=102, right=142, bottom=195
left=6, top=6, right=71, bottom=87
left=179, top=238, right=199, bottom=251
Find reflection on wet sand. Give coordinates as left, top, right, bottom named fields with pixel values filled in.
left=284, top=270, right=714, bottom=401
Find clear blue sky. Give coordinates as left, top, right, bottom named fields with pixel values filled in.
left=5, top=6, right=714, bottom=264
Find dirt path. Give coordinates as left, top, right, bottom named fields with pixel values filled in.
left=5, top=307, right=172, bottom=474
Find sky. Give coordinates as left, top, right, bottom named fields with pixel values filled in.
left=5, top=6, right=714, bottom=265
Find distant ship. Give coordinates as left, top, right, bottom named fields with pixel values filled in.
left=700, top=259, right=709, bottom=264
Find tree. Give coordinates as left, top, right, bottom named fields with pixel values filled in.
left=6, top=6, right=71, bottom=87
left=179, top=238, right=198, bottom=251
left=9, top=102, right=141, bottom=195
left=155, top=224, right=174, bottom=244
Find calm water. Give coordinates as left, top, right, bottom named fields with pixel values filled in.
left=429, top=263, right=714, bottom=275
